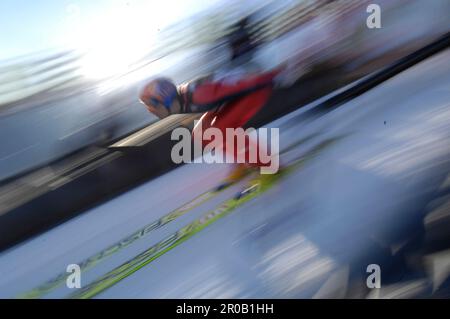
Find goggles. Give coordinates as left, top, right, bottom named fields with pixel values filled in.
left=146, top=89, right=177, bottom=111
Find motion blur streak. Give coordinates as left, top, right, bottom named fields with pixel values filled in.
left=0, top=0, right=449, bottom=299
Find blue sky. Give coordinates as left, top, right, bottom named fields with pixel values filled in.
left=0, top=0, right=99, bottom=60
left=0, top=0, right=225, bottom=62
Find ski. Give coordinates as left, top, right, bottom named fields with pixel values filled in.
left=18, top=169, right=250, bottom=299
left=67, top=136, right=344, bottom=299
left=20, top=133, right=323, bottom=299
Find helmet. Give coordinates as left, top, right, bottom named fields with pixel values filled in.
left=139, top=78, right=178, bottom=113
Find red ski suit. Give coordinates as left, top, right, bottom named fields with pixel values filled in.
left=178, top=70, right=279, bottom=166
